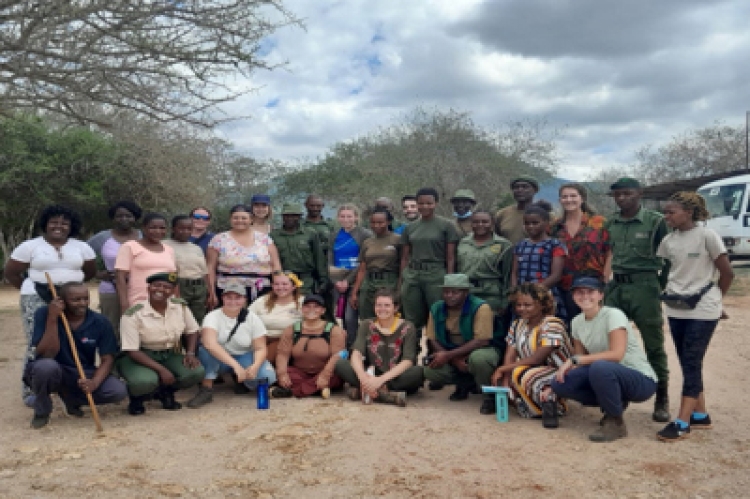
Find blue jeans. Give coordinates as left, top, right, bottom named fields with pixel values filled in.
left=551, top=360, right=657, bottom=416
left=198, top=347, right=277, bottom=387
left=668, top=318, right=718, bottom=398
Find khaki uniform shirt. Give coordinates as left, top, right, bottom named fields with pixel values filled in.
left=494, top=205, right=526, bottom=244
left=605, top=206, right=669, bottom=273
left=120, top=299, right=200, bottom=351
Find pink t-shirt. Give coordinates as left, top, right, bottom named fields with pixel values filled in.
left=114, top=241, right=176, bottom=306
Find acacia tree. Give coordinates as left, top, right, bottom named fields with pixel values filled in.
left=0, top=0, right=297, bottom=127
left=278, top=107, right=559, bottom=215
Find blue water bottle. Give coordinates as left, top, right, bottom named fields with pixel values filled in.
left=257, top=377, right=270, bottom=410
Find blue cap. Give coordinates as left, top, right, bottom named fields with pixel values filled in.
left=570, top=276, right=605, bottom=291
left=250, top=194, right=271, bottom=205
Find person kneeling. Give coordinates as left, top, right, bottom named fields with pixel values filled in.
left=273, top=295, right=345, bottom=398
left=335, top=289, right=423, bottom=407
left=423, top=274, right=502, bottom=415
left=25, top=283, right=128, bottom=428
left=187, top=283, right=276, bottom=408
left=118, top=272, right=205, bottom=415
left=550, top=276, right=657, bottom=442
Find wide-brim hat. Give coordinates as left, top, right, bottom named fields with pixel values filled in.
left=450, top=189, right=477, bottom=203
left=438, top=273, right=474, bottom=290
left=281, top=203, right=304, bottom=215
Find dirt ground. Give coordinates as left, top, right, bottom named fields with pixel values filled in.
left=1, top=271, right=749, bottom=499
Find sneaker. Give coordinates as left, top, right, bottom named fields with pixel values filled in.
left=187, top=387, right=213, bottom=409
left=30, top=414, right=50, bottom=429
left=541, top=401, right=559, bottom=429
left=689, top=414, right=712, bottom=429
left=270, top=386, right=293, bottom=399
left=657, top=422, right=691, bottom=442
left=320, top=388, right=331, bottom=399
left=589, top=416, right=627, bottom=442
left=376, top=390, right=407, bottom=407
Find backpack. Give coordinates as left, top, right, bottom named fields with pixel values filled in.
left=292, top=321, right=335, bottom=350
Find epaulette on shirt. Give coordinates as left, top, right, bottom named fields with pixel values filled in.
left=124, top=304, right=144, bottom=316
left=170, top=297, right=187, bottom=305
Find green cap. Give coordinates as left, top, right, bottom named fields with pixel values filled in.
left=146, top=272, right=178, bottom=285
left=450, top=189, right=477, bottom=203
left=610, top=177, right=642, bottom=190
left=281, top=203, right=304, bottom=215
left=438, top=273, right=474, bottom=290
left=510, top=175, right=539, bottom=191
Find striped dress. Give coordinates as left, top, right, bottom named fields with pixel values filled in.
left=506, top=316, right=573, bottom=417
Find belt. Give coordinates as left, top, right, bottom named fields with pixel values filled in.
left=142, top=346, right=175, bottom=353
left=367, top=271, right=398, bottom=280
left=179, top=277, right=205, bottom=286
left=612, top=272, right=657, bottom=284
left=408, top=261, right=444, bottom=271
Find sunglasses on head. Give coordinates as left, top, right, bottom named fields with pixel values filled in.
left=192, top=214, right=210, bottom=221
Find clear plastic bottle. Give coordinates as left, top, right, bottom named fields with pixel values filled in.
left=362, top=366, right=375, bottom=405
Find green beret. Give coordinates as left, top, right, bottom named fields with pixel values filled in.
left=146, top=272, right=178, bottom=285
left=282, top=203, right=304, bottom=215
left=510, top=175, right=540, bottom=191
left=609, top=177, right=642, bottom=190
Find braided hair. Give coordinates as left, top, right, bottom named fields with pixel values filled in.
left=668, top=191, right=710, bottom=222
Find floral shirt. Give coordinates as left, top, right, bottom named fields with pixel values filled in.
left=209, top=231, right=274, bottom=288
left=352, top=319, right=418, bottom=374
left=551, top=214, right=610, bottom=290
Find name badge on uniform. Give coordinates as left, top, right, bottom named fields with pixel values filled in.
left=634, top=232, right=649, bottom=239
left=687, top=252, right=700, bottom=258
left=384, top=245, right=396, bottom=252
left=490, top=244, right=502, bottom=254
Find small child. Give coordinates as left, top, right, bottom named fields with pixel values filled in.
left=511, top=202, right=568, bottom=321
left=163, top=215, right=209, bottom=324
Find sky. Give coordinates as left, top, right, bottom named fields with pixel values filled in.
left=216, top=0, right=750, bottom=181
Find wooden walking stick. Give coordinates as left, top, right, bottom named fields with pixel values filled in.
left=45, top=273, right=104, bottom=432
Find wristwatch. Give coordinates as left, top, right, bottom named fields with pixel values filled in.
left=571, top=355, right=580, bottom=366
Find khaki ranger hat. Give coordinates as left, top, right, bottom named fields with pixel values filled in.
left=281, top=203, right=304, bottom=215
left=450, top=189, right=477, bottom=203
left=437, top=273, right=475, bottom=290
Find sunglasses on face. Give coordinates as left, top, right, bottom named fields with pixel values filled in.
left=192, top=214, right=210, bottom=221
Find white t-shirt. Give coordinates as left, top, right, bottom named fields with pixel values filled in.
left=248, top=295, right=304, bottom=339
left=656, top=226, right=726, bottom=320
left=201, top=308, right=267, bottom=356
left=572, top=306, right=657, bottom=382
left=10, top=237, right=96, bottom=295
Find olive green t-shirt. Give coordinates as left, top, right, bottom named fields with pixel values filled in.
left=359, top=233, right=402, bottom=273
left=494, top=205, right=526, bottom=244
left=401, top=216, right=460, bottom=264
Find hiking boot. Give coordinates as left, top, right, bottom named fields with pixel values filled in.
left=156, top=388, right=182, bottom=410
left=652, top=381, right=670, bottom=422
left=657, top=422, right=690, bottom=442
left=187, top=387, right=214, bottom=409
left=270, top=386, right=293, bottom=399
left=541, top=401, right=558, bottom=429
left=589, top=416, right=627, bottom=442
left=689, top=414, right=712, bottom=429
left=128, top=396, right=146, bottom=416
left=30, top=414, right=50, bottom=429
left=347, top=386, right=361, bottom=401
left=600, top=402, right=629, bottom=425
left=479, top=396, right=496, bottom=415
left=376, top=391, right=407, bottom=407
left=449, top=384, right=472, bottom=401
left=428, top=381, right=444, bottom=391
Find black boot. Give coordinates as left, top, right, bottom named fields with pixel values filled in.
left=155, top=387, right=182, bottom=410
left=652, top=381, right=670, bottom=423
left=128, top=395, right=146, bottom=416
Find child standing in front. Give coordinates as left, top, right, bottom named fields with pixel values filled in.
left=511, top=202, right=568, bottom=322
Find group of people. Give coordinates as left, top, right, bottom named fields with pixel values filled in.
left=5, top=176, right=733, bottom=444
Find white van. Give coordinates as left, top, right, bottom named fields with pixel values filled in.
left=696, top=173, right=750, bottom=258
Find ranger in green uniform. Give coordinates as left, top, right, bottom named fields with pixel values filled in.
left=604, top=177, right=671, bottom=422
left=117, top=272, right=205, bottom=415
left=302, top=195, right=334, bottom=257
left=457, top=210, right=514, bottom=327
left=451, top=189, right=477, bottom=238
left=272, top=203, right=330, bottom=296
left=400, top=187, right=460, bottom=331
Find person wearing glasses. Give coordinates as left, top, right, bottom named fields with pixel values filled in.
left=188, top=207, right=215, bottom=256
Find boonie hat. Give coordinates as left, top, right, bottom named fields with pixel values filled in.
left=450, top=189, right=477, bottom=203
left=438, top=274, right=474, bottom=290
left=222, top=282, right=247, bottom=296
left=282, top=203, right=304, bottom=215
left=570, top=276, right=605, bottom=291
left=609, top=177, right=642, bottom=191
left=510, top=175, right=540, bottom=191
left=146, top=272, right=178, bottom=285
left=302, top=294, right=326, bottom=307
left=250, top=194, right=271, bottom=205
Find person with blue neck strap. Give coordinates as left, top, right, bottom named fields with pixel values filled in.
left=451, top=189, right=477, bottom=237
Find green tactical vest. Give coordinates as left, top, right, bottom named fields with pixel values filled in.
left=430, top=295, right=486, bottom=350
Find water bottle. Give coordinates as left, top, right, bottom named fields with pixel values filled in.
left=338, top=350, right=349, bottom=360
left=257, top=377, right=270, bottom=410
left=362, top=366, right=375, bottom=405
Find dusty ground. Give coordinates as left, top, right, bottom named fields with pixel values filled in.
left=1, top=269, right=749, bottom=499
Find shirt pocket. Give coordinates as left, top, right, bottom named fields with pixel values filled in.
left=628, top=230, right=653, bottom=258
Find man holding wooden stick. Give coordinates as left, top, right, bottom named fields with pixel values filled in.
left=25, top=282, right=127, bottom=429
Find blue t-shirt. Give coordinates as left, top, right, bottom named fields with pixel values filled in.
left=189, top=231, right=215, bottom=255
left=333, top=229, right=360, bottom=270
left=32, top=308, right=119, bottom=370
